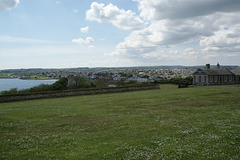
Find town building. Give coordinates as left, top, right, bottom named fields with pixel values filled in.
left=233, top=67, right=240, bottom=84
left=193, top=63, right=235, bottom=86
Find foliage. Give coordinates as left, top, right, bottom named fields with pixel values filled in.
left=0, top=76, right=155, bottom=96
left=184, top=76, right=193, bottom=84
left=156, top=76, right=193, bottom=85
left=116, top=78, right=126, bottom=87
left=0, top=85, right=239, bottom=159
left=94, top=78, right=110, bottom=88
left=68, top=75, right=91, bottom=89
left=21, top=84, right=53, bottom=94
left=0, top=88, right=18, bottom=95
left=30, top=84, right=53, bottom=92
left=52, top=77, right=68, bottom=90
left=0, top=72, right=12, bottom=78
left=0, top=78, right=68, bottom=95
left=125, top=80, right=138, bottom=85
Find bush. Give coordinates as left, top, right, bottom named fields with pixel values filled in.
left=116, top=78, right=126, bottom=87
left=52, top=77, right=68, bottom=90
left=184, top=76, right=193, bottom=85
left=95, top=78, right=110, bottom=88
left=0, top=78, right=69, bottom=95
left=0, top=88, right=18, bottom=95
left=26, top=84, right=53, bottom=93
left=68, top=76, right=91, bottom=89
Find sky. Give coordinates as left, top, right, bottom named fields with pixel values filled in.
left=0, top=0, right=240, bottom=69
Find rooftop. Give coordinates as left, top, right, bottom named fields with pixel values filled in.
left=233, top=67, right=240, bottom=75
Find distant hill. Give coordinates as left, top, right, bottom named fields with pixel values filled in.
left=1, top=65, right=239, bottom=72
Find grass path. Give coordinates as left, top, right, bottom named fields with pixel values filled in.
left=0, top=84, right=240, bottom=159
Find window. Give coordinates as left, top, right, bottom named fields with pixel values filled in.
left=210, top=76, right=213, bottom=82
left=204, top=76, right=206, bottom=83
left=199, top=76, right=201, bottom=82
left=224, top=76, right=227, bottom=82
left=214, top=76, right=218, bottom=82
left=194, top=76, right=197, bottom=82
left=229, top=76, right=232, bottom=82
left=202, top=76, right=205, bottom=82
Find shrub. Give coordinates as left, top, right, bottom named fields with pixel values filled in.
left=0, top=88, right=18, bottom=95
left=95, top=78, right=110, bottom=88
left=68, top=76, right=91, bottom=89
left=52, top=77, right=68, bottom=90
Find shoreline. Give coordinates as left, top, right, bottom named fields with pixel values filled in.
left=0, top=77, right=57, bottom=81
left=0, top=78, right=57, bottom=92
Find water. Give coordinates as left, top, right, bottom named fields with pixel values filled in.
left=0, top=78, right=56, bottom=92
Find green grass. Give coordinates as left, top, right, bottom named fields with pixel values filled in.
left=0, top=73, right=13, bottom=78
left=0, top=84, right=240, bottom=159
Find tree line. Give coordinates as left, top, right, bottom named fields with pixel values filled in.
left=0, top=76, right=193, bottom=95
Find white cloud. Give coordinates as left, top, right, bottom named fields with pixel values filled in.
left=112, top=12, right=240, bottom=56
left=0, top=35, right=63, bottom=44
left=56, top=1, right=62, bottom=5
left=73, top=9, right=79, bottom=13
left=183, top=48, right=199, bottom=56
left=135, top=0, right=240, bottom=21
left=88, top=45, right=95, bottom=48
left=80, top=26, right=89, bottom=33
left=200, top=28, right=240, bottom=53
left=86, top=2, right=145, bottom=30
left=72, top=37, right=94, bottom=45
left=106, top=0, right=240, bottom=65
left=0, top=0, right=19, bottom=10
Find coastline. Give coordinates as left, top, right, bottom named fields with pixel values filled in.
left=0, top=78, right=57, bottom=92
left=0, top=77, right=57, bottom=81
left=19, top=78, right=58, bottom=81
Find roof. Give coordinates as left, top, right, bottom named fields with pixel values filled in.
left=232, top=67, right=240, bottom=75
left=194, top=68, right=234, bottom=76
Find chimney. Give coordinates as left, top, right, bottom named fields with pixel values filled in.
left=217, top=63, right=220, bottom=68
left=206, top=64, right=210, bottom=69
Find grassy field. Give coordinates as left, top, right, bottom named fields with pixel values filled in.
left=0, top=84, right=240, bottom=159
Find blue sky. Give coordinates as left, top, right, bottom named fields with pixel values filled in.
left=0, top=0, right=240, bottom=69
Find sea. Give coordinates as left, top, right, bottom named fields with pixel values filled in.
left=0, top=78, right=56, bottom=92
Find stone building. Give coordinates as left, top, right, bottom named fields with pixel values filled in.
left=233, top=67, right=240, bottom=84
left=193, top=63, right=235, bottom=86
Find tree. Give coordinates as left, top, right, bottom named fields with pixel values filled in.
left=184, top=76, right=193, bottom=85
left=116, top=78, right=126, bottom=87
left=68, top=75, right=91, bottom=89
left=95, top=78, right=110, bottom=88
left=0, top=88, right=18, bottom=95
left=28, top=84, right=52, bottom=93
left=52, top=77, right=68, bottom=90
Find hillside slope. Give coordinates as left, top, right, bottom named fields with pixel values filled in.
left=0, top=85, right=240, bottom=159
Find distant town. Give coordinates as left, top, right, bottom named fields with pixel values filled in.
left=0, top=65, right=238, bottom=83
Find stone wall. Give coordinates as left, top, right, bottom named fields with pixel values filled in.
left=0, top=85, right=160, bottom=103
